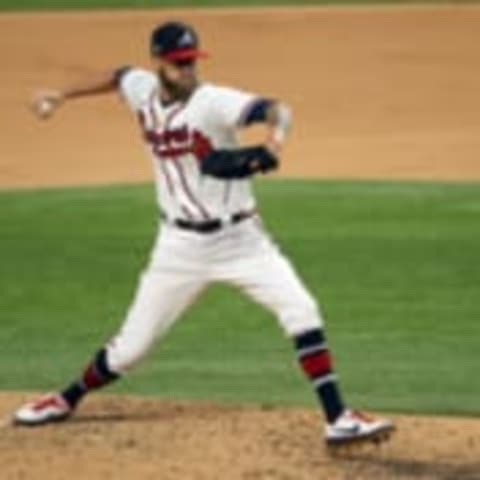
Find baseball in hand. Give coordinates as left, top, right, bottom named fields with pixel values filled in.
left=32, top=90, right=62, bottom=119
left=36, top=98, right=55, bottom=118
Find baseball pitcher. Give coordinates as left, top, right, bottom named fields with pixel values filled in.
left=14, top=21, right=393, bottom=447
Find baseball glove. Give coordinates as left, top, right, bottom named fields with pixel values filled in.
left=201, top=145, right=278, bottom=180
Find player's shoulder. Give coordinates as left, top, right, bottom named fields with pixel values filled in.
left=195, top=83, right=250, bottom=108
left=122, top=67, right=157, bottom=82
left=199, top=83, right=242, bottom=97
left=119, top=67, right=159, bottom=109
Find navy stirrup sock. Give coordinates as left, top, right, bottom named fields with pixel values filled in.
left=61, top=348, right=119, bottom=408
left=294, top=329, right=345, bottom=423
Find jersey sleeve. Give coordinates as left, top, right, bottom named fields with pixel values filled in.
left=118, top=68, right=158, bottom=111
left=210, top=86, right=262, bottom=130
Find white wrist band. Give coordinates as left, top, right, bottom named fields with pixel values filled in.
left=272, top=103, right=292, bottom=144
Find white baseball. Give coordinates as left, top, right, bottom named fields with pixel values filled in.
left=37, top=98, right=54, bottom=118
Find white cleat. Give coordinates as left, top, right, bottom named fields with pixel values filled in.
left=325, top=409, right=394, bottom=447
left=13, top=393, right=72, bottom=427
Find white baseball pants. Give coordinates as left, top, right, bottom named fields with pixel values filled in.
left=107, top=216, right=323, bottom=373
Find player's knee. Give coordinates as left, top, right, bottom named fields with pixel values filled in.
left=279, top=297, right=323, bottom=337
left=105, top=335, right=152, bottom=373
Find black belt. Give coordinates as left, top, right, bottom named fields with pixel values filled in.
left=164, top=210, right=256, bottom=234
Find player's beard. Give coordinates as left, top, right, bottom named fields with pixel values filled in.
left=159, top=70, right=197, bottom=103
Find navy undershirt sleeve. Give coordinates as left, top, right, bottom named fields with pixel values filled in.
left=243, top=98, right=275, bottom=125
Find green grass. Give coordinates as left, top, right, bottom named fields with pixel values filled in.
left=0, top=0, right=471, bottom=12
left=1, top=180, right=479, bottom=416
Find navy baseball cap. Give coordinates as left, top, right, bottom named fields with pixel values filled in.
left=150, top=21, right=209, bottom=61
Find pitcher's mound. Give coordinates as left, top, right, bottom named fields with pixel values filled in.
left=0, top=393, right=479, bottom=480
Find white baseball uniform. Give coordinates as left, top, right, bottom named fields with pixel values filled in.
left=107, top=68, right=323, bottom=373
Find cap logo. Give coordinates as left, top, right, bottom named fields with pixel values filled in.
left=178, top=30, right=195, bottom=47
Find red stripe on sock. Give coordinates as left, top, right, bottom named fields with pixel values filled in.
left=82, top=364, right=104, bottom=389
left=301, top=351, right=333, bottom=378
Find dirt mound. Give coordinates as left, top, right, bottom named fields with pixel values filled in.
left=2, top=6, right=480, bottom=188
left=1, top=393, right=479, bottom=480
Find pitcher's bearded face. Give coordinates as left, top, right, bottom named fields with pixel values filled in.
left=153, top=57, right=198, bottom=99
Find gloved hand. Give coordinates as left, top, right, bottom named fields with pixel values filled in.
left=201, top=145, right=279, bottom=179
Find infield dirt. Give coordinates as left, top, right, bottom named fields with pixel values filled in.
left=1, top=6, right=480, bottom=187
left=1, top=5, right=480, bottom=480
left=1, top=393, right=480, bottom=480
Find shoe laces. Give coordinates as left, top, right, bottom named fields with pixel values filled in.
left=32, top=395, right=64, bottom=411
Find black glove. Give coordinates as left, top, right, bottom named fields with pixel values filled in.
left=201, top=145, right=278, bottom=180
